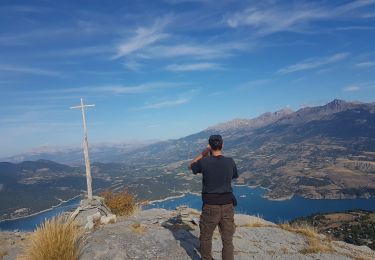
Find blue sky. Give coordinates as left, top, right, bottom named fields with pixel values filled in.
left=1, top=0, right=375, bottom=157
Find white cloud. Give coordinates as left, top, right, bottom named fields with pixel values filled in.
left=163, top=0, right=212, bottom=4
left=32, top=82, right=184, bottom=96
left=336, top=26, right=375, bottom=31
left=58, top=45, right=113, bottom=57
left=335, top=0, right=375, bottom=14
left=0, top=28, right=73, bottom=45
left=237, top=79, right=271, bottom=90
left=226, top=1, right=375, bottom=35
left=362, top=12, right=375, bottom=18
left=141, top=97, right=191, bottom=109
left=355, top=61, right=375, bottom=67
left=123, top=60, right=142, bottom=71
left=146, top=42, right=244, bottom=60
left=343, top=85, right=361, bottom=92
left=95, top=82, right=179, bottom=94
left=227, top=4, right=324, bottom=34
left=114, top=18, right=170, bottom=59
left=277, top=53, right=349, bottom=75
left=165, top=62, right=220, bottom=71
left=0, top=64, right=62, bottom=77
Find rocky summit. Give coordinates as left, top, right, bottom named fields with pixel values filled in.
left=1, top=207, right=375, bottom=259
left=80, top=208, right=375, bottom=260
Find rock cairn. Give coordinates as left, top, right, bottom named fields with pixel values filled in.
left=176, top=205, right=200, bottom=226
left=69, top=196, right=116, bottom=230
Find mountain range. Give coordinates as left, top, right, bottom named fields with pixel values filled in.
left=1, top=141, right=154, bottom=165
left=1, top=99, right=375, bottom=219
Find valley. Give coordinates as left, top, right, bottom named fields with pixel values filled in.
left=1, top=99, right=375, bottom=220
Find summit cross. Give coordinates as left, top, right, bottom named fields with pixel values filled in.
left=70, top=98, right=95, bottom=200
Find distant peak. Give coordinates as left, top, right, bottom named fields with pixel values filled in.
left=328, top=99, right=347, bottom=106
left=208, top=107, right=293, bottom=131
left=323, top=99, right=351, bottom=111
left=276, top=107, right=293, bottom=114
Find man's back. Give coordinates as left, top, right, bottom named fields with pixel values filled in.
left=199, top=155, right=238, bottom=194
left=189, top=135, right=237, bottom=260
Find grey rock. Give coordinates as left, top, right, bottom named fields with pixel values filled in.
left=69, top=196, right=116, bottom=230
left=100, top=214, right=117, bottom=225
left=2, top=207, right=374, bottom=260
left=79, top=208, right=375, bottom=260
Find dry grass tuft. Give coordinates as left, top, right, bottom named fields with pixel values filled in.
left=0, top=250, right=8, bottom=259
left=101, top=189, right=136, bottom=217
left=131, top=222, right=146, bottom=234
left=279, top=223, right=317, bottom=238
left=279, top=223, right=334, bottom=254
left=241, top=221, right=269, bottom=228
left=93, top=218, right=101, bottom=230
left=18, top=215, right=84, bottom=260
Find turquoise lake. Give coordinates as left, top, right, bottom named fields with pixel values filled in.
left=145, top=186, right=375, bottom=223
left=0, top=196, right=81, bottom=232
left=1, top=186, right=375, bottom=231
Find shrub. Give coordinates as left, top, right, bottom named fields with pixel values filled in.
left=101, top=189, right=136, bottom=216
left=19, top=216, right=84, bottom=260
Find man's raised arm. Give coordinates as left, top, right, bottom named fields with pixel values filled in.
left=188, top=145, right=211, bottom=170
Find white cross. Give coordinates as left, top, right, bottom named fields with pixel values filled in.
left=71, top=98, right=95, bottom=200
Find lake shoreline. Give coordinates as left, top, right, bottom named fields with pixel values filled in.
left=147, top=185, right=292, bottom=206
left=2, top=186, right=375, bottom=231
left=0, top=194, right=82, bottom=223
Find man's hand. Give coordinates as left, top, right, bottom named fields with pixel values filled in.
left=201, top=145, right=211, bottom=157
left=189, top=145, right=211, bottom=170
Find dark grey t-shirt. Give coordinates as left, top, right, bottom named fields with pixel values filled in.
left=191, top=155, right=238, bottom=194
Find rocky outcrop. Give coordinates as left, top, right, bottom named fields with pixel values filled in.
left=81, top=208, right=374, bottom=260
left=1, top=207, right=374, bottom=259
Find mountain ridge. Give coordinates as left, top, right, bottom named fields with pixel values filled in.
left=1, top=99, right=374, bottom=206
left=2, top=99, right=373, bottom=165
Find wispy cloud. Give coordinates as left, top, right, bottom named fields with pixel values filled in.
left=94, top=82, right=180, bottom=94
left=50, top=45, right=113, bottom=57
left=146, top=43, right=243, bottom=60
left=226, top=1, right=375, bottom=35
left=34, top=82, right=184, bottom=95
left=0, top=28, right=78, bottom=46
left=336, top=26, right=375, bottom=31
left=277, top=53, right=349, bottom=75
left=140, top=97, right=191, bottom=109
left=114, top=18, right=170, bottom=59
left=362, top=12, right=375, bottom=18
left=0, top=64, right=62, bottom=77
left=0, top=5, right=51, bottom=14
left=343, top=85, right=361, bottom=92
left=355, top=61, right=375, bottom=67
left=237, top=79, right=271, bottom=90
left=165, top=62, right=220, bottom=71
left=123, top=60, right=142, bottom=71
left=163, top=0, right=212, bottom=4
left=342, top=82, right=375, bottom=92
left=227, top=4, right=323, bottom=34
left=112, top=15, right=248, bottom=67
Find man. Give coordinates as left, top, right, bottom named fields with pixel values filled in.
left=189, top=135, right=238, bottom=260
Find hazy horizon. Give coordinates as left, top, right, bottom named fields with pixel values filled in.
left=0, top=98, right=371, bottom=158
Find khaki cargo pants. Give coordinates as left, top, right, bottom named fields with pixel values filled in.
left=199, top=203, right=235, bottom=260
